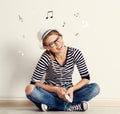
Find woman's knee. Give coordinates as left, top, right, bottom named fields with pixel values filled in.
left=25, top=84, right=35, bottom=95
left=91, top=83, right=100, bottom=96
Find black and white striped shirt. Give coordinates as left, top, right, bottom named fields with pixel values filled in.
left=31, top=47, right=90, bottom=89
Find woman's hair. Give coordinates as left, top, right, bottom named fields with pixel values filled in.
left=47, top=50, right=56, bottom=73
left=43, top=30, right=63, bottom=73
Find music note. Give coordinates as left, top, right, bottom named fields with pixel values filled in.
left=75, top=33, right=79, bottom=36
left=22, top=34, right=25, bottom=39
left=74, top=12, right=79, bottom=17
left=18, top=50, right=24, bottom=56
left=46, top=11, right=53, bottom=19
left=62, top=22, right=66, bottom=27
left=18, top=15, right=23, bottom=22
left=80, top=19, right=88, bottom=28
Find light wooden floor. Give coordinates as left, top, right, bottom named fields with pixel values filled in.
left=0, top=100, right=120, bottom=114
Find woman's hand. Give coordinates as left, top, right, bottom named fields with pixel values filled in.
left=55, top=87, right=74, bottom=102
left=56, top=87, right=67, bottom=101
left=65, top=87, right=74, bottom=102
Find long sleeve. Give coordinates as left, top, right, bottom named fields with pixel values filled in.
left=73, top=48, right=90, bottom=80
left=31, top=52, right=51, bottom=83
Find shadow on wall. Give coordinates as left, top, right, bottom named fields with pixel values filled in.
left=3, top=43, right=36, bottom=98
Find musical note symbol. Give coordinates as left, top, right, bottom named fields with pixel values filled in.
left=22, top=34, right=25, bottom=39
left=62, top=22, right=66, bottom=27
left=18, top=15, right=23, bottom=22
left=80, top=19, right=88, bottom=28
left=46, top=11, right=53, bottom=19
left=18, top=50, right=24, bottom=56
left=74, top=12, right=79, bottom=17
left=75, top=33, right=79, bottom=36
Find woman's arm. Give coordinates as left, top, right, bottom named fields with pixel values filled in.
left=65, top=78, right=90, bottom=102
left=35, top=82, right=67, bottom=101
left=72, top=78, right=90, bottom=91
left=35, top=82, right=58, bottom=93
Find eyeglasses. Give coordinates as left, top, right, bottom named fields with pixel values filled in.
left=45, top=37, right=63, bottom=48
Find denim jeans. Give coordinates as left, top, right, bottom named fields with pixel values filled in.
left=26, top=83, right=100, bottom=111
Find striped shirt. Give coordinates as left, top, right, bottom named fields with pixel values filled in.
left=31, top=47, right=90, bottom=89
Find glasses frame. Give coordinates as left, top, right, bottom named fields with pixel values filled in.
left=45, top=36, right=63, bottom=48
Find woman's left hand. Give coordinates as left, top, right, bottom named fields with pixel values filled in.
left=65, top=87, right=74, bottom=102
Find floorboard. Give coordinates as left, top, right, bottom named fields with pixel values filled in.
left=0, top=100, right=120, bottom=114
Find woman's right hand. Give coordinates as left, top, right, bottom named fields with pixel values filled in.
left=56, top=87, right=67, bottom=100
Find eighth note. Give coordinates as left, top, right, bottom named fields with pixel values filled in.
left=46, top=11, right=53, bottom=19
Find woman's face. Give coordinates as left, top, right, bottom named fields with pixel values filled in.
left=44, top=34, right=65, bottom=54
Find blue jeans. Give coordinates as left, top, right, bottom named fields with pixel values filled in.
left=26, top=83, right=100, bottom=111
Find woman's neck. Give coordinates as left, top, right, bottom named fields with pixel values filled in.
left=55, top=46, right=67, bottom=59
left=54, top=46, right=68, bottom=66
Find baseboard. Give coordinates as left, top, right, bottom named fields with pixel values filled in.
left=0, top=99, right=120, bottom=107
left=0, top=100, right=33, bottom=107
left=89, top=99, right=120, bottom=107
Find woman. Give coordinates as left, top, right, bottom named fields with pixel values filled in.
left=25, top=28, right=100, bottom=111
